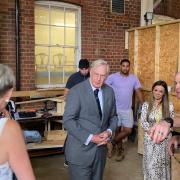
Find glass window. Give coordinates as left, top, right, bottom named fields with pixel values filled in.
left=35, top=1, right=81, bottom=88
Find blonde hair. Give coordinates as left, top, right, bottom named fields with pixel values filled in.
left=0, top=64, right=15, bottom=97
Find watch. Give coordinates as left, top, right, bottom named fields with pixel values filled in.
left=164, top=117, right=174, bottom=128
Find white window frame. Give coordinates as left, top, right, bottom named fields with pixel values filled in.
left=35, top=1, right=81, bottom=88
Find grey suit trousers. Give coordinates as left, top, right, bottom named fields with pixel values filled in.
left=68, top=147, right=107, bottom=180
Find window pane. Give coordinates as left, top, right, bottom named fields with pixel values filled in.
left=35, top=2, right=80, bottom=88
left=65, top=27, right=75, bottom=46
left=35, top=5, right=49, bottom=24
left=51, top=7, right=64, bottom=26
left=35, top=25, right=49, bottom=44
left=49, top=47, right=64, bottom=85
left=35, top=46, right=49, bottom=69
left=51, top=26, right=64, bottom=45
left=35, top=46, right=49, bottom=85
left=49, top=47, right=63, bottom=67
left=50, top=67, right=63, bottom=84
left=64, top=66, right=76, bottom=83
left=66, top=9, right=76, bottom=27
left=64, top=48, right=75, bottom=65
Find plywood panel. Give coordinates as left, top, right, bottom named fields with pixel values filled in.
left=170, top=93, right=180, bottom=113
left=128, top=20, right=180, bottom=115
left=138, top=27, right=156, bottom=90
left=171, top=153, right=180, bottom=180
left=159, top=23, right=179, bottom=86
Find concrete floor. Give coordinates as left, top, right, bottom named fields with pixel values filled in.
left=31, top=141, right=143, bottom=180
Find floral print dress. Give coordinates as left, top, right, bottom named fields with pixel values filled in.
left=140, top=102, right=174, bottom=180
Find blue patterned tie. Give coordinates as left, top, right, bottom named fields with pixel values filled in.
left=94, top=89, right=102, bottom=120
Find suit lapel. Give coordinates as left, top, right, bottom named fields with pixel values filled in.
left=101, top=85, right=107, bottom=125
left=85, top=80, right=102, bottom=124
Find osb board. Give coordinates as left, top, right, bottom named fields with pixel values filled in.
left=142, top=90, right=152, bottom=103
left=159, top=23, right=179, bottom=85
left=171, top=153, right=180, bottom=180
left=128, top=31, right=135, bottom=73
left=138, top=27, right=156, bottom=90
left=169, top=94, right=180, bottom=113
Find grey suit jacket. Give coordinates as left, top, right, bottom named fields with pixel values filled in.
left=63, top=79, right=117, bottom=166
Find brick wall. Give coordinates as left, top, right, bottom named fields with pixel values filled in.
left=0, top=1, right=16, bottom=76
left=19, top=0, right=35, bottom=90
left=0, top=0, right=35, bottom=90
left=154, top=0, right=180, bottom=19
left=0, top=0, right=141, bottom=90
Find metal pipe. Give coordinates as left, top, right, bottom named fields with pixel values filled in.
left=15, top=0, right=20, bottom=90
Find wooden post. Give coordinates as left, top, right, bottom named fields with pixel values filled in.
left=134, top=30, right=139, bottom=76
left=155, top=25, right=160, bottom=81
left=125, top=31, right=129, bottom=49
left=178, top=22, right=180, bottom=72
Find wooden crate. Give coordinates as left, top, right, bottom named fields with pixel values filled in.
left=171, top=152, right=180, bottom=180
left=44, top=130, right=67, bottom=141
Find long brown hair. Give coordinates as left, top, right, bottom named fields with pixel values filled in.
left=147, top=80, right=170, bottom=119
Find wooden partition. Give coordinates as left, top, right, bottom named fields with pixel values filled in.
left=128, top=20, right=180, bottom=179
left=128, top=19, right=180, bottom=113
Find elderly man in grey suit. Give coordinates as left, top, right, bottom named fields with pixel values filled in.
left=63, top=59, right=117, bottom=180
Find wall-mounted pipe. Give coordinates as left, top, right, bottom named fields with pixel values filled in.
left=15, top=0, right=20, bottom=90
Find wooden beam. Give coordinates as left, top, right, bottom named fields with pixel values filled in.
left=155, top=25, right=160, bottom=81
left=12, top=88, right=64, bottom=98
left=134, top=30, right=139, bottom=75
left=27, top=140, right=65, bottom=150
left=127, top=19, right=180, bottom=32
left=125, top=31, right=129, bottom=49
left=178, top=22, right=180, bottom=72
left=15, top=96, right=64, bottom=105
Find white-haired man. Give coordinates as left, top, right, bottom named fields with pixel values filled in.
left=63, top=59, right=117, bottom=180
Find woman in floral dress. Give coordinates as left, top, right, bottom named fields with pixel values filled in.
left=140, top=80, right=174, bottom=180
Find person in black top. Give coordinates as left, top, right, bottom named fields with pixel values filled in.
left=64, top=59, right=90, bottom=99
left=63, top=59, right=90, bottom=167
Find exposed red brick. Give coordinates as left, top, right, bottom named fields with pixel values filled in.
left=0, top=0, right=142, bottom=90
